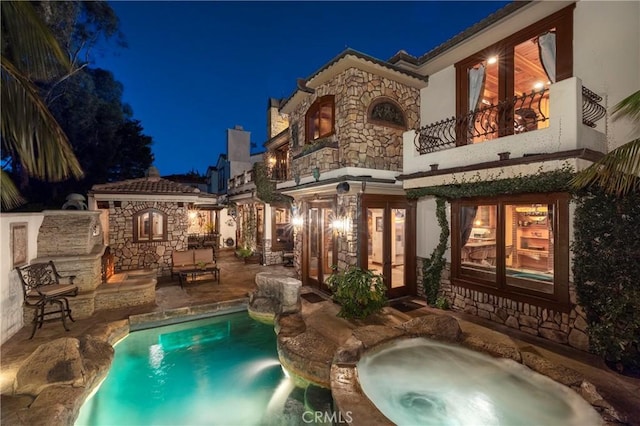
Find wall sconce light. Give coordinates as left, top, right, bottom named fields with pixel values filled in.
left=292, top=215, right=304, bottom=231
left=332, top=212, right=352, bottom=237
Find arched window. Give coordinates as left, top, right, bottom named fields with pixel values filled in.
left=305, top=95, right=335, bottom=142
left=133, top=208, right=167, bottom=242
left=367, top=98, right=406, bottom=129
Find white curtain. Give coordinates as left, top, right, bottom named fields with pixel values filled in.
left=538, top=32, right=556, bottom=83
left=468, top=64, right=486, bottom=112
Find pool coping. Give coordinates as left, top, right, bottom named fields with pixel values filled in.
left=129, top=298, right=248, bottom=331
left=329, top=314, right=628, bottom=425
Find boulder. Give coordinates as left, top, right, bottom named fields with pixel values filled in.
left=397, top=314, right=462, bottom=342
left=249, top=273, right=302, bottom=323
left=14, top=336, right=114, bottom=402
left=521, top=351, right=583, bottom=387
left=14, top=338, right=85, bottom=396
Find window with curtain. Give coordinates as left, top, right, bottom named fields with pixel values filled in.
left=133, top=209, right=167, bottom=242
left=305, top=95, right=335, bottom=142
left=456, top=5, right=573, bottom=145
left=451, top=193, right=569, bottom=309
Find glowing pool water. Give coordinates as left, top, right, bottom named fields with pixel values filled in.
left=76, top=312, right=295, bottom=425
left=357, top=338, right=601, bottom=426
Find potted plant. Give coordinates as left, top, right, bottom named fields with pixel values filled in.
left=236, top=246, right=261, bottom=264
left=326, top=266, right=387, bottom=319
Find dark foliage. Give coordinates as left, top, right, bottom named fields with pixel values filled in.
left=10, top=67, right=154, bottom=209
left=572, top=189, right=640, bottom=373
left=422, top=198, right=449, bottom=305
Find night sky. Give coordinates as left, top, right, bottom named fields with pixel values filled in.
left=94, top=1, right=510, bottom=176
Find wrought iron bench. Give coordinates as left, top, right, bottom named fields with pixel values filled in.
left=16, top=261, right=79, bottom=339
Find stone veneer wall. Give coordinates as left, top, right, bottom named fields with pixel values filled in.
left=415, top=260, right=590, bottom=352
left=262, top=238, right=283, bottom=266
left=335, top=193, right=359, bottom=270
left=289, top=68, right=419, bottom=179
left=32, top=211, right=106, bottom=320
left=107, top=200, right=189, bottom=276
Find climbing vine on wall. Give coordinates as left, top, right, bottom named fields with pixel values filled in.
left=422, top=198, right=449, bottom=305
left=406, top=166, right=574, bottom=200
left=572, top=189, right=640, bottom=373
left=253, top=162, right=291, bottom=205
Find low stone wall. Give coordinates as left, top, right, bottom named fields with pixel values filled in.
left=416, top=260, right=590, bottom=352
left=262, top=238, right=287, bottom=266
left=22, top=269, right=157, bottom=325
left=247, top=272, right=301, bottom=324
left=94, top=269, right=157, bottom=311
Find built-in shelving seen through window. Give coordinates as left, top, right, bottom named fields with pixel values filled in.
left=451, top=193, right=569, bottom=309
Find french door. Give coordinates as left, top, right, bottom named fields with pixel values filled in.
left=361, top=195, right=415, bottom=298
left=305, top=201, right=335, bottom=292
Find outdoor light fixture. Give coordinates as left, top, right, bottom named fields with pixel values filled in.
left=487, top=55, right=498, bottom=65
left=292, top=215, right=304, bottom=231
left=336, top=182, right=350, bottom=194
left=332, top=209, right=352, bottom=237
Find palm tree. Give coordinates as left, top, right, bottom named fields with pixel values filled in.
left=1, top=1, right=83, bottom=210
left=571, top=91, right=640, bottom=196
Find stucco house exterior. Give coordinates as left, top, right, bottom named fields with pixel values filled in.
left=87, top=167, right=217, bottom=276
left=240, top=0, right=638, bottom=354
left=395, top=0, right=638, bottom=350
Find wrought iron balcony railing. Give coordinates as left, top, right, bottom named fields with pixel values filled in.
left=268, top=166, right=289, bottom=182
left=581, top=86, right=606, bottom=128
left=414, top=85, right=606, bottom=155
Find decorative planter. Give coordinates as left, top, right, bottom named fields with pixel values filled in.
left=244, top=254, right=262, bottom=264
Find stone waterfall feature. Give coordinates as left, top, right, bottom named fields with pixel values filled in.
left=248, top=272, right=302, bottom=324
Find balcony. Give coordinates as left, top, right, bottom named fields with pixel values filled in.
left=403, top=77, right=607, bottom=176
left=267, top=166, right=289, bottom=182
left=227, top=169, right=255, bottom=195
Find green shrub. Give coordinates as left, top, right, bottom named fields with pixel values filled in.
left=573, top=190, right=640, bottom=373
left=236, top=247, right=253, bottom=258
left=434, top=296, right=450, bottom=310
left=326, top=266, right=387, bottom=319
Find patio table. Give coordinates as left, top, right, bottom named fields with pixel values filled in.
left=178, top=266, right=220, bottom=288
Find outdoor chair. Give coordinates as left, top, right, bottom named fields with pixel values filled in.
left=16, top=261, right=79, bottom=339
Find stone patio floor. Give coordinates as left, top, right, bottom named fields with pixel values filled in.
left=1, top=248, right=639, bottom=424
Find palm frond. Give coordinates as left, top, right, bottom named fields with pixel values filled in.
left=0, top=170, right=26, bottom=210
left=571, top=139, right=640, bottom=197
left=612, top=90, right=640, bottom=123
left=1, top=1, right=71, bottom=79
left=1, top=57, right=84, bottom=181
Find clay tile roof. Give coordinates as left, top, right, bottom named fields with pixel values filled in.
left=90, top=176, right=201, bottom=195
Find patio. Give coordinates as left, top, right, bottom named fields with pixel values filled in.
left=1, top=248, right=639, bottom=425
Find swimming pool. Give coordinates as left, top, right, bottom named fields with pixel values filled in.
left=76, top=312, right=296, bottom=425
